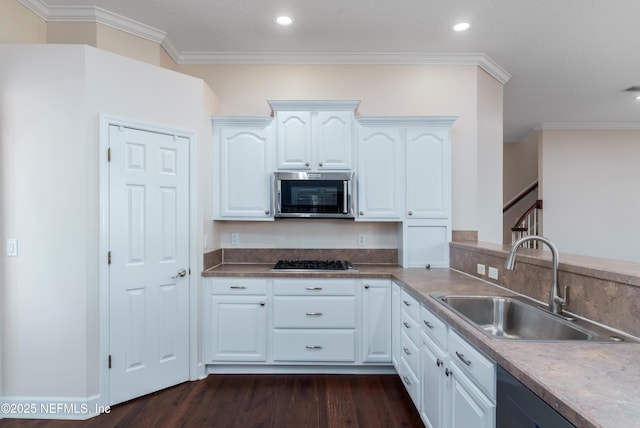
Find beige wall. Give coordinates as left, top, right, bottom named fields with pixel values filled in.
left=541, top=129, right=640, bottom=262
left=476, top=68, right=504, bottom=242
left=503, top=132, right=539, bottom=201
left=0, top=43, right=215, bottom=400
left=0, top=0, right=46, bottom=43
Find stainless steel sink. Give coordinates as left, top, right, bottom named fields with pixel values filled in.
left=433, top=294, right=635, bottom=342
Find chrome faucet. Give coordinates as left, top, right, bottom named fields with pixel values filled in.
left=505, top=235, right=569, bottom=318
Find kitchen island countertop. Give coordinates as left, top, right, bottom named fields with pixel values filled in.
left=203, top=263, right=640, bottom=428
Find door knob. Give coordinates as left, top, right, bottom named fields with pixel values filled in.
left=172, top=269, right=187, bottom=279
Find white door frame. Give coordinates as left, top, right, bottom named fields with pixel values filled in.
left=98, top=114, right=200, bottom=409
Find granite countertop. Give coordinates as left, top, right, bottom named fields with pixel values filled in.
left=203, top=263, right=640, bottom=428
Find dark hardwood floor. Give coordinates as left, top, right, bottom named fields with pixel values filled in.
left=0, top=374, right=423, bottom=428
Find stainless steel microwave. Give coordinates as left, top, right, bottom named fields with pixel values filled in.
left=274, top=171, right=355, bottom=219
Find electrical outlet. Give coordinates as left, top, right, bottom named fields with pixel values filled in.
left=476, top=263, right=486, bottom=275
left=488, top=267, right=499, bottom=280
left=358, top=234, right=366, bottom=246
left=6, top=238, right=18, bottom=257
left=231, top=233, right=239, bottom=245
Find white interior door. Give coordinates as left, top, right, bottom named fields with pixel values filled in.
left=108, top=124, right=190, bottom=405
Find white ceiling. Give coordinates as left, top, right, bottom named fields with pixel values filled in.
left=24, top=0, right=640, bottom=141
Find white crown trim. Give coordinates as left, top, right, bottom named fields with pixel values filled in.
left=17, top=0, right=511, bottom=84
left=179, top=52, right=511, bottom=84
left=536, top=123, right=640, bottom=131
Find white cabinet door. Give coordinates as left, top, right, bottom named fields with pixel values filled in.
left=361, top=280, right=392, bottom=363
left=276, top=111, right=313, bottom=169
left=206, top=295, right=268, bottom=362
left=272, top=101, right=358, bottom=171
left=391, top=282, right=401, bottom=369
left=214, top=117, right=273, bottom=220
left=449, top=368, right=496, bottom=428
left=314, top=110, right=353, bottom=170
left=356, top=126, right=402, bottom=220
left=421, top=333, right=449, bottom=428
left=405, top=128, right=451, bottom=219
left=402, top=222, right=451, bottom=268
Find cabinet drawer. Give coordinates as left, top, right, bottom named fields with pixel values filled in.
left=210, top=278, right=268, bottom=295
left=399, top=355, right=420, bottom=408
left=273, top=279, right=356, bottom=296
left=421, top=304, right=448, bottom=349
left=401, top=309, right=421, bottom=345
left=401, top=330, right=420, bottom=376
left=273, top=329, right=355, bottom=362
left=448, top=329, right=496, bottom=401
left=273, top=296, right=356, bottom=328
left=400, top=288, right=420, bottom=322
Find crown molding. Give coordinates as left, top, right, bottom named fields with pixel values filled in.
left=357, top=116, right=458, bottom=127
left=535, top=123, right=640, bottom=131
left=179, top=51, right=511, bottom=84
left=17, top=0, right=511, bottom=84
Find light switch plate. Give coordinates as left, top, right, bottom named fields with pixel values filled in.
left=231, top=233, right=240, bottom=245
left=6, top=238, right=18, bottom=257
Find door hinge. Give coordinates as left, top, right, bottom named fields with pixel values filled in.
left=107, top=147, right=111, bottom=162
left=108, top=251, right=112, bottom=265
left=108, top=355, right=112, bottom=369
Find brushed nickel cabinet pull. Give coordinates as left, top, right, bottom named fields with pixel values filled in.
left=455, top=351, right=472, bottom=366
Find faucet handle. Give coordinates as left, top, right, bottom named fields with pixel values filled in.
left=555, top=285, right=569, bottom=306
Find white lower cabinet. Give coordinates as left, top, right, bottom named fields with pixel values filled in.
left=361, top=279, right=392, bottom=363
left=421, top=332, right=448, bottom=428
left=418, top=303, right=496, bottom=428
left=205, top=278, right=269, bottom=362
left=272, top=279, right=357, bottom=363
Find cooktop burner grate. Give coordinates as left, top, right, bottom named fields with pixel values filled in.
left=273, top=259, right=354, bottom=271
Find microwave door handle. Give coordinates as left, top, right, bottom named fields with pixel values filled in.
left=343, top=181, right=348, bottom=214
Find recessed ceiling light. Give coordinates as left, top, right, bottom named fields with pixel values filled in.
left=635, top=95, right=640, bottom=101
left=453, top=22, right=471, bottom=32
left=276, top=15, right=293, bottom=26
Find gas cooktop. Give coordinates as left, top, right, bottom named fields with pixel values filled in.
left=272, top=259, right=356, bottom=272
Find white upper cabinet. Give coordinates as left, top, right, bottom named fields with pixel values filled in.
left=212, top=116, right=274, bottom=220
left=269, top=100, right=359, bottom=171
left=356, top=123, right=403, bottom=220
left=405, top=127, right=451, bottom=219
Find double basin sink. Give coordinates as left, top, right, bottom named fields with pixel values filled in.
left=433, top=294, right=634, bottom=342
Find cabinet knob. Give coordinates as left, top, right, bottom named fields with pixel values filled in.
left=359, top=210, right=364, bottom=215
left=445, top=368, right=452, bottom=377
left=318, top=162, right=323, bottom=167
left=305, top=162, right=310, bottom=167
left=364, top=284, right=370, bottom=289
left=436, top=358, right=443, bottom=367
left=408, top=211, right=413, bottom=216
left=260, top=302, right=265, bottom=307
left=264, top=209, right=270, bottom=215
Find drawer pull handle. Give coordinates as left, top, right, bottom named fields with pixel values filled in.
left=230, top=286, right=247, bottom=289
left=423, top=320, right=434, bottom=329
left=403, top=322, right=410, bottom=328
left=403, top=375, right=411, bottom=386
left=306, top=312, right=323, bottom=316
left=403, top=300, right=411, bottom=306
left=445, top=368, right=452, bottom=377
left=436, top=358, right=443, bottom=367
left=305, top=345, right=323, bottom=350
left=403, top=347, right=411, bottom=355
left=455, top=351, right=472, bottom=366
left=306, top=287, right=323, bottom=291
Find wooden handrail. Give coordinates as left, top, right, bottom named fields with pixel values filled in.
left=503, top=180, right=538, bottom=213
left=511, top=201, right=541, bottom=232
